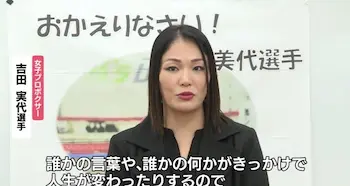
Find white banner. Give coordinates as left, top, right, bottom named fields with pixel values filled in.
left=8, top=0, right=311, bottom=186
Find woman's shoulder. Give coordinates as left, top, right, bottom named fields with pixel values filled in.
left=221, top=116, right=257, bottom=137
left=108, top=116, right=153, bottom=146
left=220, top=117, right=261, bottom=148
left=109, top=123, right=141, bottom=144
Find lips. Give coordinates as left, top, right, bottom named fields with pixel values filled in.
left=177, top=91, right=194, bottom=101
left=178, top=91, right=194, bottom=96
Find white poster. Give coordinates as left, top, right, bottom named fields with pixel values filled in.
left=8, top=0, right=311, bottom=186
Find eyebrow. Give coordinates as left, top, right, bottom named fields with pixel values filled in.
left=164, top=58, right=203, bottom=63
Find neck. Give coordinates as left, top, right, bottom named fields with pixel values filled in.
left=163, top=107, right=205, bottom=133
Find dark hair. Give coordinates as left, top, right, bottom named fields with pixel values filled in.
left=147, top=24, right=228, bottom=134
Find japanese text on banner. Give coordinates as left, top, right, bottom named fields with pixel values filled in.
left=32, top=56, right=44, bottom=120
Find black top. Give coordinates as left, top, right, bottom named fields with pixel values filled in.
left=103, top=116, right=270, bottom=186
left=163, top=128, right=204, bottom=183
left=163, top=128, right=204, bottom=158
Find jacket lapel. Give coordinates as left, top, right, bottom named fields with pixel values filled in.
left=124, top=116, right=173, bottom=185
left=195, top=119, right=242, bottom=185
left=127, top=116, right=165, bottom=154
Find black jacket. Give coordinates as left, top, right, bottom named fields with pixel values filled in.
left=103, top=116, right=269, bottom=186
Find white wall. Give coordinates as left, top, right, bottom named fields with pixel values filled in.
left=0, top=0, right=10, bottom=183
left=1, top=0, right=350, bottom=185
left=309, top=1, right=350, bottom=186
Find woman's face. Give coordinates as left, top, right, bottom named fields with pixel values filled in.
left=159, top=38, right=208, bottom=113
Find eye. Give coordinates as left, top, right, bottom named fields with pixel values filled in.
left=165, top=66, right=178, bottom=71
left=193, top=66, right=205, bottom=71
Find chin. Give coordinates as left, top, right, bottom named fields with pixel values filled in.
left=173, top=104, right=202, bottom=113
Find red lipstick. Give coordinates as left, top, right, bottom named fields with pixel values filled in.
left=177, top=91, right=194, bottom=101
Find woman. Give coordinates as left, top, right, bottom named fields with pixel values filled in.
left=104, top=25, right=269, bottom=186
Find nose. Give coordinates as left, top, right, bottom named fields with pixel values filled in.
left=179, top=68, right=192, bottom=87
